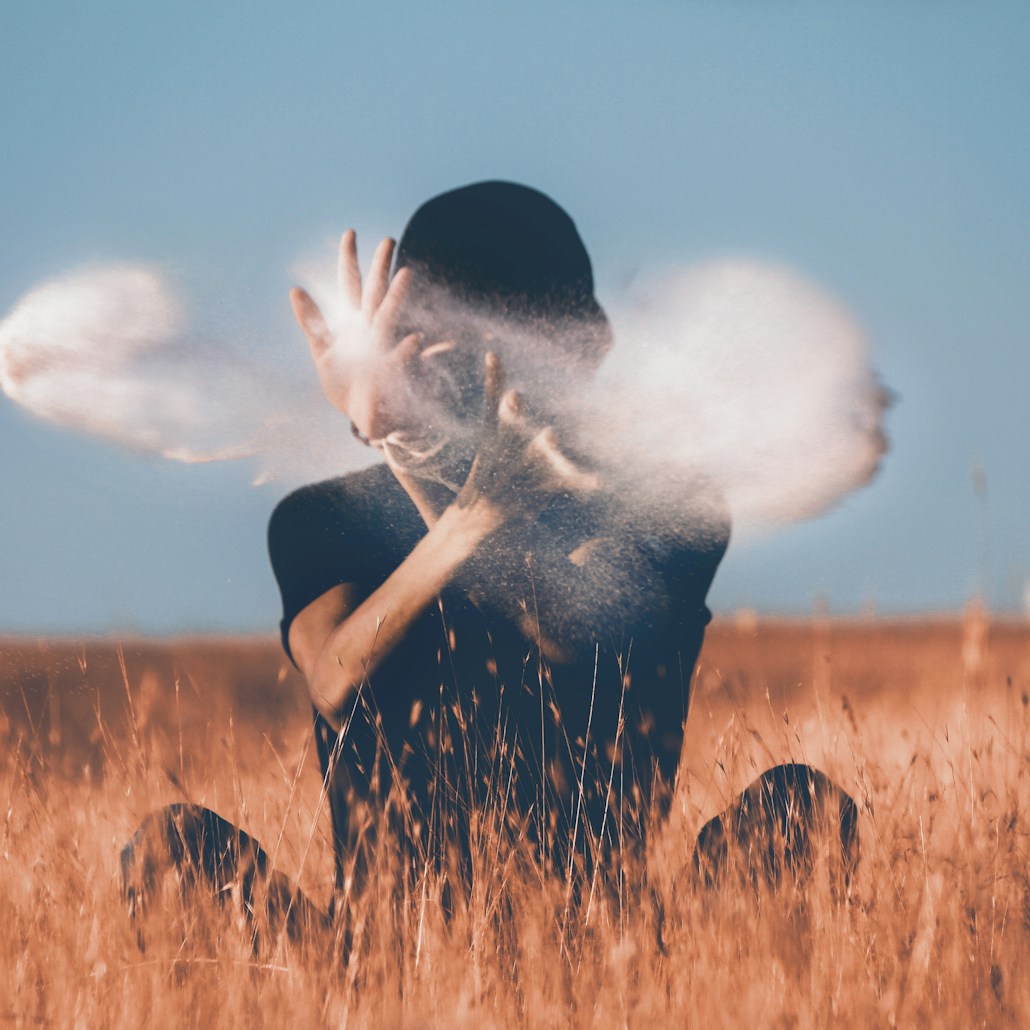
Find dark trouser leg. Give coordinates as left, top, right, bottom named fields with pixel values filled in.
left=692, top=763, right=859, bottom=894
left=120, top=803, right=332, bottom=951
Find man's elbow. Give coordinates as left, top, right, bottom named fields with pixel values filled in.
left=305, top=652, right=368, bottom=732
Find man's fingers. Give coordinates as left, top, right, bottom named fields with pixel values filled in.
left=420, top=339, right=457, bottom=360
left=289, top=287, right=333, bottom=359
left=394, top=331, right=422, bottom=367
left=363, top=237, right=396, bottom=321
left=338, top=230, right=362, bottom=308
left=373, top=267, right=412, bottom=349
left=483, top=352, right=504, bottom=429
left=499, top=388, right=524, bottom=425
left=531, top=427, right=601, bottom=494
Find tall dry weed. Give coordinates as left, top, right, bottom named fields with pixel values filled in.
left=0, top=622, right=1028, bottom=1026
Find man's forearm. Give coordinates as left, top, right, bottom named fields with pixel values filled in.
left=383, top=459, right=642, bottom=663
left=388, top=466, right=451, bottom=529
left=391, top=465, right=615, bottom=648
left=309, top=498, right=502, bottom=730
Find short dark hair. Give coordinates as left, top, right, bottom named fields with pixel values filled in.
left=394, top=181, right=611, bottom=363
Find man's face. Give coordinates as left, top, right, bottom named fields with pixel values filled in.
left=348, top=324, right=488, bottom=448
left=361, top=271, right=608, bottom=452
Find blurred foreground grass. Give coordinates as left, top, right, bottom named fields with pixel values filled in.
left=1, top=615, right=1029, bottom=1027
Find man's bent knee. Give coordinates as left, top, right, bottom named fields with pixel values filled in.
left=120, top=803, right=328, bottom=950
left=692, top=763, right=859, bottom=895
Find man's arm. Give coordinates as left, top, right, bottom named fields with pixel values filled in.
left=285, top=343, right=601, bottom=730
left=286, top=231, right=608, bottom=722
left=290, top=497, right=502, bottom=731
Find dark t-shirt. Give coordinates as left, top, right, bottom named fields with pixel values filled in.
left=268, top=463, right=727, bottom=870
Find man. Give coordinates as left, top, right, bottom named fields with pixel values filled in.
left=270, top=181, right=728, bottom=894
left=121, top=182, right=852, bottom=947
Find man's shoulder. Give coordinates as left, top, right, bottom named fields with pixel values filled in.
left=268, top=464, right=416, bottom=554
left=271, top=463, right=401, bottom=520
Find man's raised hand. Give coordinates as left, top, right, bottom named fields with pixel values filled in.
left=457, top=352, right=600, bottom=520
left=289, top=232, right=421, bottom=442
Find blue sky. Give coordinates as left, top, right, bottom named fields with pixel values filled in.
left=1, top=1, right=1027, bottom=633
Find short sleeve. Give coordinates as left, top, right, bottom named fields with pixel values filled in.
left=267, top=465, right=422, bottom=661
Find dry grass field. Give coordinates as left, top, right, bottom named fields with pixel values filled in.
left=1, top=613, right=1028, bottom=1027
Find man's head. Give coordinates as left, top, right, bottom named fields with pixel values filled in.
left=393, top=181, right=612, bottom=371
left=335, top=181, right=611, bottom=477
